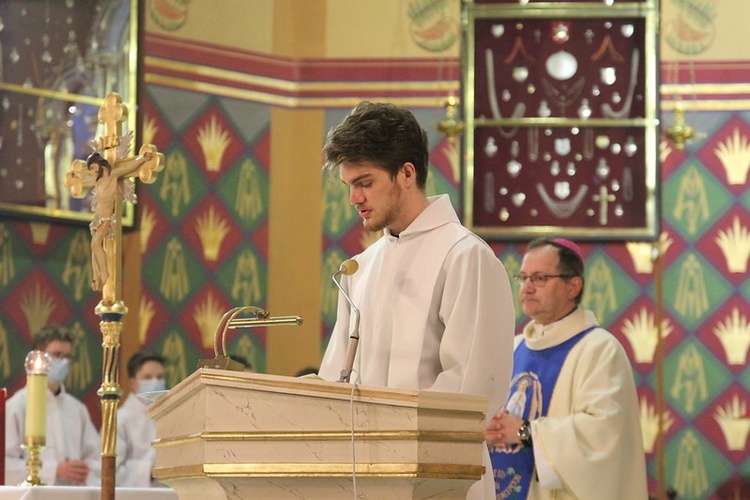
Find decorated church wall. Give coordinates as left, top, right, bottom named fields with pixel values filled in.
left=0, top=0, right=747, bottom=497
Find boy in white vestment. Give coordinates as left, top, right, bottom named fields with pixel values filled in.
left=116, top=351, right=168, bottom=487
left=485, top=238, right=648, bottom=499
left=318, top=101, right=516, bottom=499
left=5, top=325, right=101, bottom=486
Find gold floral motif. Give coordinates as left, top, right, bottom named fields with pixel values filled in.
left=639, top=396, right=674, bottom=454
left=196, top=205, right=230, bottom=262
left=714, top=127, right=750, bottom=185
left=715, top=216, right=750, bottom=273
left=713, top=395, right=750, bottom=451
left=193, top=291, right=226, bottom=349
left=139, top=296, right=156, bottom=345
left=140, top=205, right=157, bottom=254
left=20, top=282, right=55, bottom=340
left=712, top=307, right=750, bottom=365
left=621, top=307, right=674, bottom=364
left=197, top=116, right=232, bottom=172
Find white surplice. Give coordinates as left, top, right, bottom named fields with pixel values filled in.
left=319, top=194, right=516, bottom=499
left=116, top=394, right=164, bottom=488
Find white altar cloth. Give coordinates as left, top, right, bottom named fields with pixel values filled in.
left=0, top=486, right=177, bottom=499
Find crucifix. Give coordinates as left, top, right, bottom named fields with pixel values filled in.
left=64, top=92, right=164, bottom=500
left=592, top=185, right=616, bottom=225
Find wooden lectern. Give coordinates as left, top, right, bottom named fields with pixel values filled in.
left=149, top=368, right=488, bottom=499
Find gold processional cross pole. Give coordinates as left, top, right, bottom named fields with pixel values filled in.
left=64, top=92, right=164, bottom=500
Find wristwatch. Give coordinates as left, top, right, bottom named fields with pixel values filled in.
left=518, top=419, right=533, bottom=447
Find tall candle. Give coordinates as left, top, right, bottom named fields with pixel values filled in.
left=24, top=351, right=50, bottom=443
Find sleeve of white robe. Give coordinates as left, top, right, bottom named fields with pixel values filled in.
left=116, top=405, right=155, bottom=487
left=533, top=330, right=648, bottom=499
left=430, top=238, right=515, bottom=423
left=77, top=401, right=102, bottom=486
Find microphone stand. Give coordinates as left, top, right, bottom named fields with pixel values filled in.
left=332, top=262, right=360, bottom=383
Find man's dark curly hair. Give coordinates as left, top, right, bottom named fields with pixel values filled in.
left=322, top=101, right=429, bottom=189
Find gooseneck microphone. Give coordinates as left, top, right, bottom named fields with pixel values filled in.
left=332, top=259, right=360, bottom=383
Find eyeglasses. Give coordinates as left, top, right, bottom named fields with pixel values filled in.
left=513, top=273, right=572, bottom=287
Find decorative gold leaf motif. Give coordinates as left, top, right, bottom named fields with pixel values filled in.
left=714, top=127, right=750, bottom=185
left=233, top=334, right=257, bottom=370
left=139, top=296, right=156, bottom=345
left=323, top=180, right=351, bottom=235
left=625, top=232, right=673, bottom=274
left=160, top=238, right=190, bottom=303
left=672, top=166, right=710, bottom=236
left=670, top=344, right=708, bottom=414
left=231, top=249, right=261, bottom=305
left=621, top=307, right=674, bottom=364
left=713, top=395, right=750, bottom=451
left=195, top=206, right=230, bottom=262
left=142, top=116, right=158, bottom=147
left=20, top=282, right=56, bottom=338
left=321, top=253, right=343, bottom=320
left=197, top=116, right=231, bottom=172
left=162, top=331, right=188, bottom=389
left=674, top=254, right=709, bottom=320
left=581, top=259, right=617, bottom=322
left=67, top=322, right=93, bottom=393
left=236, top=159, right=263, bottom=222
left=140, top=205, right=157, bottom=254
left=159, top=150, right=191, bottom=217
left=193, top=291, right=225, bottom=349
left=639, top=396, right=674, bottom=453
left=61, top=231, right=92, bottom=302
left=674, top=430, right=709, bottom=498
left=659, top=138, right=673, bottom=164
left=714, top=216, right=750, bottom=273
left=712, top=307, right=750, bottom=365
left=29, top=222, right=50, bottom=245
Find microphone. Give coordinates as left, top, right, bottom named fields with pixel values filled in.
left=332, top=259, right=360, bottom=383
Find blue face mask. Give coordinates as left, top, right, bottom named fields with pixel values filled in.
left=47, top=358, right=70, bottom=384
left=137, top=378, right=166, bottom=394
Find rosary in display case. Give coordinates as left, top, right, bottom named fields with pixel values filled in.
left=462, top=0, right=659, bottom=240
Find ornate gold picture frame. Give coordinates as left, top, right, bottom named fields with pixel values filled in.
left=0, top=0, right=139, bottom=226
left=462, top=0, right=660, bottom=241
